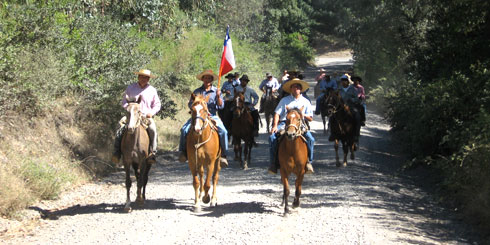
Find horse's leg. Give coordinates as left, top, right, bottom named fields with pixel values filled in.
left=132, top=163, right=139, bottom=181
left=233, top=136, right=240, bottom=161
left=322, top=115, right=327, bottom=135
left=244, top=141, right=251, bottom=170
left=210, top=158, right=220, bottom=207
left=281, top=174, right=290, bottom=215
left=124, top=162, right=132, bottom=212
left=199, top=165, right=204, bottom=199
left=202, top=163, right=213, bottom=204
left=350, top=140, right=356, bottom=160
left=136, top=162, right=146, bottom=206
left=266, top=113, right=270, bottom=134
left=142, top=162, right=152, bottom=201
left=342, top=140, right=348, bottom=167
left=190, top=164, right=201, bottom=213
left=239, top=140, right=243, bottom=168
left=335, top=139, right=341, bottom=167
left=293, top=172, right=304, bottom=208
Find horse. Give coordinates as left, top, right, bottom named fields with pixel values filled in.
left=277, top=107, right=308, bottom=215
left=121, top=96, right=152, bottom=212
left=324, top=90, right=357, bottom=167
left=186, top=94, right=222, bottom=213
left=231, top=91, right=254, bottom=170
left=262, top=86, right=279, bottom=133
left=319, top=88, right=335, bottom=135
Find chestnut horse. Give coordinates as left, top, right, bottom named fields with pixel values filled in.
left=278, top=107, right=308, bottom=215
left=263, top=86, right=279, bottom=133
left=121, top=96, right=152, bottom=212
left=231, top=91, right=254, bottom=169
left=324, top=90, right=357, bottom=167
left=186, top=94, right=222, bottom=213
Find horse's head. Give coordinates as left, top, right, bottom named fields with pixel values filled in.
left=233, top=92, right=245, bottom=118
left=190, top=94, right=210, bottom=135
left=285, top=106, right=304, bottom=140
left=324, top=90, right=342, bottom=117
left=126, top=95, right=143, bottom=134
left=264, top=86, right=276, bottom=101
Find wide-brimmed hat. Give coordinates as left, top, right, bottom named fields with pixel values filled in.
left=319, top=68, right=326, bottom=72
left=351, top=76, right=362, bottom=82
left=134, top=69, right=156, bottom=78
left=282, top=78, right=309, bottom=93
left=196, top=69, right=218, bottom=81
left=225, top=73, right=234, bottom=79
left=265, top=72, right=272, bottom=77
left=240, top=75, right=250, bottom=82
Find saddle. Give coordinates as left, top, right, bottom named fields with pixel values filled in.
left=118, top=116, right=151, bottom=129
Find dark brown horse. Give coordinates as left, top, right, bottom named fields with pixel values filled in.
left=262, top=86, right=279, bottom=133
left=121, top=96, right=152, bottom=212
left=231, top=91, right=254, bottom=169
left=319, top=88, right=335, bottom=135
left=186, top=94, right=222, bottom=213
left=324, top=90, right=357, bottom=167
left=278, top=107, right=308, bottom=215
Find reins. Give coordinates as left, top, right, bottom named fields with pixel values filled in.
left=192, top=113, right=216, bottom=172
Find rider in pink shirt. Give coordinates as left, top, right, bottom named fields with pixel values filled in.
left=112, top=69, right=161, bottom=164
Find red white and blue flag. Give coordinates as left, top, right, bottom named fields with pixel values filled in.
left=218, top=26, right=235, bottom=86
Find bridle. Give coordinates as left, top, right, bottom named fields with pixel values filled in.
left=127, top=102, right=143, bottom=134
left=286, top=110, right=307, bottom=140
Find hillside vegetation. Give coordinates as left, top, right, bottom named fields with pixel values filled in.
left=1, top=0, right=489, bottom=235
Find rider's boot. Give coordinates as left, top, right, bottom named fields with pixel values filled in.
left=147, top=151, right=157, bottom=164
left=305, top=161, right=314, bottom=174
left=111, top=151, right=121, bottom=165
left=178, top=151, right=187, bottom=163
left=220, top=153, right=228, bottom=168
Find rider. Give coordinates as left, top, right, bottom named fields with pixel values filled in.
left=314, top=74, right=337, bottom=115
left=233, top=75, right=260, bottom=137
left=351, top=76, right=366, bottom=126
left=268, top=78, right=315, bottom=174
left=219, top=73, right=239, bottom=136
left=338, top=74, right=361, bottom=144
left=258, top=72, right=280, bottom=113
left=178, top=70, right=229, bottom=167
left=111, top=69, right=161, bottom=165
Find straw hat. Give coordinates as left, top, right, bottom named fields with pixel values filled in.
left=196, top=69, right=218, bottom=81
left=282, top=78, right=309, bottom=93
left=134, top=69, right=156, bottom=78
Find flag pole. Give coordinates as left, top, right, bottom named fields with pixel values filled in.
left=217, top=25, right=230, bottom=90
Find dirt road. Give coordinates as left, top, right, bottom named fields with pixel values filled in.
left=1, top=54, right=481, bottom=244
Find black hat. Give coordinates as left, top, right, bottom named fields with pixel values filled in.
left=351, top=76, right=363, bottom=82
left=225, top=73, right=234, bottom=79
left=240, top=75, right=250, bottom=82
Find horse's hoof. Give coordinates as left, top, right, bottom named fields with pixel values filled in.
left=136, top=198, right=144, bottom=206
left=336, top=162, right=341, bottom=167
left=202, top=195, right=211, bottom=204
left=343, top=162, right=347, bottom=167
left=293, top=199, right=300, bottom=208
left=194, top=206, right=201, bottom=213
left=210, top=200, right=218, bottom=207
left=350, top=154, right=355, bottom=160
left=243, top=162, right=248, bottom=170
left=123, top=207, right=132, bottom=213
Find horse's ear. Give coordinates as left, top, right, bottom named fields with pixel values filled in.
left=300, top=106, right=304, bottom=113
left=136, top=96, right=142, bottom=104
left=190, top=93, right=196, bottom=101
left=205, top=94, right=211, bottom=102
left=285, top=105, right=290, bottom=111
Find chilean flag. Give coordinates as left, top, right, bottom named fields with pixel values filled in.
left=218, top=26, right=236, bottom=78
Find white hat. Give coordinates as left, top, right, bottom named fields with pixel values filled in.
left=196, top=69, right=218, bottom=81
left=134, top=69, right=156, bottom=78
left=282, top=78, right=309, bottom=93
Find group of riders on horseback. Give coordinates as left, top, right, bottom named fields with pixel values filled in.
left=110, top=68, right=366, bottom=174
left=109, top=68, right=366, bottom=213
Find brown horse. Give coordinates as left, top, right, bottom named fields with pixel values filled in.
left=324, top=90, right=357, bottom=167
left=319, top=88, right=335, bottom=135
left=231, top=91, right=254, bottom=169
left=262, top=86, right=279, bottom=133
left=186, top=94, right=222, bottom=213
left=121, top=96, right=152, bottom=212
left=278, top=107, right=308, bottom=215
